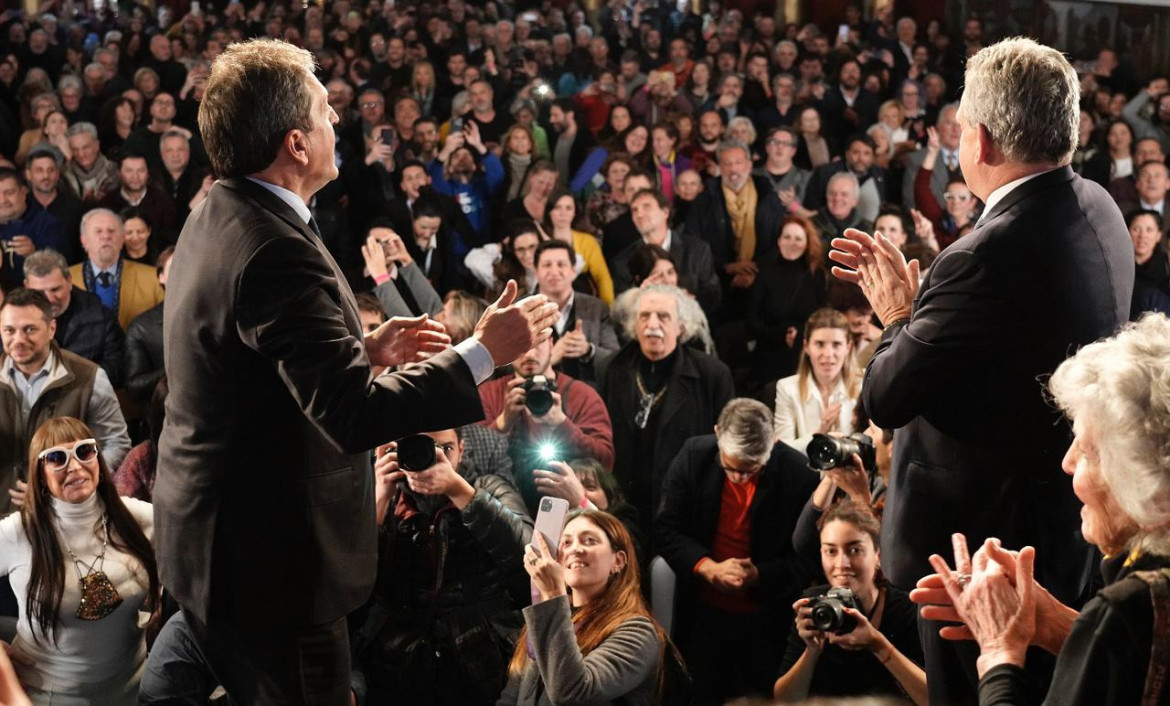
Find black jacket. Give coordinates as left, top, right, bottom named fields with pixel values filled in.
left=156, top=178, right=485, bottom=627
left=55, top=287, right=126, bottom=388
left=600, top=343, right=734, bottom=527
left=802, top=162, right=890, bottom=215
left=865, top=167, right=1134, bottom=607
left=124, top=302, right=163, bottom=405
left=683, top=175, right=787, bottom=274
left=610, top=231, right=723, bottom=319
left=655, top=435, right=819, bottom=630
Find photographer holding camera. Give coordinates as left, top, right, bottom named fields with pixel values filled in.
left=774, top=502, right=925, bottom=704
left=479, top=334, right=615, bottom=513
left=353, top=428, right=533, bottom=706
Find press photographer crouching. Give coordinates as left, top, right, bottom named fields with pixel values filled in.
left=352, top=428, right=533, bottom=706
left=774, top=502, right=926, bottom=704
left=478, top=335, right=615, bottom=513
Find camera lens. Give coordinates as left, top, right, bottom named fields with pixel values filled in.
left=541, top=499, right=552, bottom=512
left=396, top=434, right=436, bottom=471
left=526, top=388, right=554, bottom=416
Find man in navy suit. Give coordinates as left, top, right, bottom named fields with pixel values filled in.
left=831, top=38, right=1134, bottom=706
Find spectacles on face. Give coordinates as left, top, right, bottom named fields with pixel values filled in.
left=38, top=439, right=99, bottom=474
left=768, top=139, right=797, bottom=148
left=360, top=101, right=383, bottom=109
left=721, top=463, right=763, bottom=480
left=943, top=193, right=971, bottom=202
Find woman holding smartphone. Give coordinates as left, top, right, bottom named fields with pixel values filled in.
left=499, top=510, right=666, bottom=706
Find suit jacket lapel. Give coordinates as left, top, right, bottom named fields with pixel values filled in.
left=976, top=167, right=1075, bottom=228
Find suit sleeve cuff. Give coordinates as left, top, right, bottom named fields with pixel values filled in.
left=454, top=337, right=495, bottom=385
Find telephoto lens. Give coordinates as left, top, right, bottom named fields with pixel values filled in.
left=806, top=433, right=877, bottom=473
left=522, top=375, right=557, bottom=416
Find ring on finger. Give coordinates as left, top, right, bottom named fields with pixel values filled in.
left=956, top=573, right=972, bottom=590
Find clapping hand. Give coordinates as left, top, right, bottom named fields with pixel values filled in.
left=365, top=315, right=451, bottom=368
left=473, top=280, right=560, bottom=367
left=829, top=229, right=919, bottom=325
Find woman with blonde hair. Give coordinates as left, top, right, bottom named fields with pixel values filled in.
left=411, top=60, right=437, bottom=118
left=773, top=309, right=859, bottom=456
left=501, top=123, right=537, bottom=204
left=499, top=509, right=667, bottom=705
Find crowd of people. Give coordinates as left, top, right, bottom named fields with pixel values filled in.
left=0, top=0, right=1167, bottom=704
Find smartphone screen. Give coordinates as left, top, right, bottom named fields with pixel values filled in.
left=838, top=24, right=849, bottom=41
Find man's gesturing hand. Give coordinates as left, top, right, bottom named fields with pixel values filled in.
left=474, top=280, right=560, bottom=367
left=365, top=315, right=452, bottom=367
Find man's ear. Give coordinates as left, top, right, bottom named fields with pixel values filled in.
left=285, top=129, right=310, bottom=167
left=975, top=123, right=996, bottom=166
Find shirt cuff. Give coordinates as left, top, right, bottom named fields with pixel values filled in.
left=454, top=337, right=495, bottom=385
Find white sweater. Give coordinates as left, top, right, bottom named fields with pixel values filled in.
left=0, top=493, right=152, bottom=703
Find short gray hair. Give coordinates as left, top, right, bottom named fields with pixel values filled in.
left=727, top=117, right=757, bottom=146
left=960, top=37, right=1079, bottom=166
left=161, top=129, right=190, bottom=145
left=67, top=121, right=99, bottom=140
left=23, top=249, right=69, bottom=279
left=716, top=398, right=775, bottom=466
left=80, top=208, right=122, bottom=235
left=827, top=170, right=860, bottom=199
left=1048, top=313, right=1170, bottom=556
left=715, top=138, right=750, bottom=164
left=83, top=62, right=104, bottom=78
left=57, top=74, right=82, bottom=93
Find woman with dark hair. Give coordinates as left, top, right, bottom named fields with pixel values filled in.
left=774, top=502, right=926, bottom=704
left=1129, top=209, right=1170, bottom=317
left=1083, top=118, right=1136, bottom=188
left=570, top=124, right=651, bottom=195
left=97, top=96, right=137, bottom=160
left=120, top=207, right=158, bottom=266
left=465, top=220, right=547, bottom=300
left=794, top=105, right=837, bottom=170
left=499, top=160, right=558, bottom=228
left=583, top=152, right=635, bottom=233
left=747, top=215, right=828, bottom=384
left=501, top=509, right=666, bottom=705
left=596, top=104, right=632, bottom=144
left=543, top=189, right=614, bottom=305
left=0, top=417, right=159, bottom=704
left=650, top=121, right=691, bottom=201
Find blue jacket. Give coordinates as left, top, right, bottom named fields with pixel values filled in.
left=427, top=152, right=504, bottom=253
left=0, top=208, right=67, bottom=288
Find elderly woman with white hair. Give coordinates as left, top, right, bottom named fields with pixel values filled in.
left=914, top=313, right=1170, bottom=705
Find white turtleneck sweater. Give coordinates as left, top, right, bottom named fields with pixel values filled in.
left=0, top=492, right=152, bottom=703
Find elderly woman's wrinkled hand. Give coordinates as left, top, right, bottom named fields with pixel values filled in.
left=927, top=537, right=1037, bottom=678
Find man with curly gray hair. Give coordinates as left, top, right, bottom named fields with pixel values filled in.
left=830, top=37, right=1135, bottom=703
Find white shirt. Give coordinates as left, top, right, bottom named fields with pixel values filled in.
left=1140, top=199, right=1165, bottom=216
left=246, top=177, right=496, bottom=383
left=978, top=169, right=1054, bottom=224
left=554, top=291, right=575, bottom=336
left=773, top=375, right=856, bottom=457
left=644, top=229, right=673, bottom=252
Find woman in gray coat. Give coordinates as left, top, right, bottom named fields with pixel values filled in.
left=498, top=510, right=664, bottom=706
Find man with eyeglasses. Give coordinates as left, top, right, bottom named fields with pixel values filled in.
left=656, top=397, right=818, bottom=704
left=754, top=126, right=811, bottom=211
left=0, top=288, right=130, bottom=514
left=352, top=427, right=532, bottom=705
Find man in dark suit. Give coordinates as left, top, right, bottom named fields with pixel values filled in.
left=817, top=59, right=879, bottom=144
left=600, top=284, right=734, bottom=539
left=656, top=399, right=818, bottom=703
left=830, top=38, right=1134, bottom=706
left=533, top=239, right=619, bottom=385
left=612, top=189, right=722, bottom=318
left=150, top=39, right=558, bottom=704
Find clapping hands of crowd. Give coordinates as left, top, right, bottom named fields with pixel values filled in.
left=829, top=229, right=919, bottom=326
left=550, top=320, right=589, bottom=366
left=698, top=557, right=758, bottom=594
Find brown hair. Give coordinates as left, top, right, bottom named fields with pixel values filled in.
left=23, top=417, right=159, bottom=642
left=440, top=290, right=488, bottom=345
left=796, top=308, right=857, bottom=402
left=198, top=39, right=317, bottom=178
left=508, top=510, right=666, bottom=682
left=780, top=214, right=823, bottom=274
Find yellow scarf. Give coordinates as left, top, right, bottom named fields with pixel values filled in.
left=723, top=179, right=758, bottom=263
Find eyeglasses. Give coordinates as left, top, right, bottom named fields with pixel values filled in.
left=360, top=101, right=384, bottom=109
left=943, top=193, right=971, bottom=201
left=722, top=463, right=763, bottom=480
left=38, top=439, right=99, bottom=473
left=768, top=139, right=797, bottom=148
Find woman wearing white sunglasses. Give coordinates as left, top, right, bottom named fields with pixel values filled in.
left=0, top=416, right=158, bottom=705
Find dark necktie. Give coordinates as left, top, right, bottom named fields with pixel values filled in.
left=307, top=217, right=323, bottom=240
left=97, top=272, right=112, bottom=288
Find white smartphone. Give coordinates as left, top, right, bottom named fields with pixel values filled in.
left=533, top=496, right=570, bottom=560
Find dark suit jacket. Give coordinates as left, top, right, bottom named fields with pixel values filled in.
left=818, top=86, right=880, bottom=143
left=684, top=176, right=787, bottom=274
left=156, top=178, right=485, bottom=627
left=864, top=167, right=1134, bottom=606
left=551, top=292, right=620, bottom=384
left=600, top=342, right=734, bottom=523
left=655, top=435, right=819, bottom=632
left=610, top=232, right=723, bottom=318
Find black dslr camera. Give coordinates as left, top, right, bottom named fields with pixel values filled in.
left=522, top=375, right=558, bottom=416
left=396, top=434, right=437, bottom=471
left=806, top=433, right=877, bottom=474
left=807, top=587, right=862, bottom=634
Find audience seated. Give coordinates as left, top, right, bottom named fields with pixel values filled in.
left=69, top=208, right=164, bottom=329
